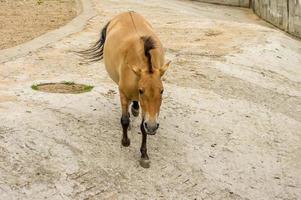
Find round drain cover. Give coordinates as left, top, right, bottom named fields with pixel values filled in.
left=31, top=82, right=94, bottom=94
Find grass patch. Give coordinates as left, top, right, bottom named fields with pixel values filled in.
left=31, top=84, right=39, bottom=91
left=37, top=0, right=44, bottom=5
left=83, top=85, right=94, bottom=92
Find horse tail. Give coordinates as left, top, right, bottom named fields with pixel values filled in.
left=77, top=21, right=110, bottom=63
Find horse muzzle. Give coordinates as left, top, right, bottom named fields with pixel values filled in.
left=143, top=121, right=159, bottom=135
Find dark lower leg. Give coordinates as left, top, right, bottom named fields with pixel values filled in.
left=121, top=114, right=130, bottom=147
left=140, top=120, right=149, bottom=160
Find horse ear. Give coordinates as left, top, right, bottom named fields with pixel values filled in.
left=131, top=65, right=141, bottom=76
left=160, top=61, right=171, bottom=76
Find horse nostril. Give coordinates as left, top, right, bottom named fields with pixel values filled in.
left=144, top=122, right=148, bottom=129
left=156, top=123, right=159, bottom=129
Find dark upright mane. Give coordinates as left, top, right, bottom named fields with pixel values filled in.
left=141, top=36, right=156, bottom=73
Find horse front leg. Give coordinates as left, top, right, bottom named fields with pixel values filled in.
left=139, top=118, right=150, bottom=168
left=119, top=89, right=130, bottom=147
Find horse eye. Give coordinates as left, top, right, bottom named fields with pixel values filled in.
left=139, top=89, right=144, bottom=95
left=160, top=89, right=164, bottom=94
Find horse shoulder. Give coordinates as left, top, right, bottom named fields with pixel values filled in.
left=118, top=62, right=139, bottom=100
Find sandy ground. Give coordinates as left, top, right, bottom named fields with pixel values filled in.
left=0, top=0, right=301, bottom=199
left=0, top=0, right=77, bottom=50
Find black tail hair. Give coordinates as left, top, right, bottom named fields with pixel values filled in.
left=141, top=36, right=156, bottom=73
left=77, top=22, right=110, bottom=63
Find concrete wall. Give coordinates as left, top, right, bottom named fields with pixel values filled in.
left=288, top=0, right=301, bottom=38
left=195, top=0, right=301, bottom=38
left=252, top=0, right=288, bottom=30
left=194, top=0, right=250, bottom=7
left=252, top=0, right=301, bottom=38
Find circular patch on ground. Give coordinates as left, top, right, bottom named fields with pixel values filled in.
left=31, top=82, right=93, bottom=94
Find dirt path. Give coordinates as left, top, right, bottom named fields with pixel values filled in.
left=0, top=0, right=300, bottom=199
left=0, top=0, right=77, bottom=49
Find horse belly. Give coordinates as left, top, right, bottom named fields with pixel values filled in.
left=103, top=37, right=121, bottom=84
left=104, top=57, right=119, bottom=84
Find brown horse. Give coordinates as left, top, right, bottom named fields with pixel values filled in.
left=80, top=11, right=170, bottom=168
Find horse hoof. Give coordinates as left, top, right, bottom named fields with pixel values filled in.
left=139, top=158, right=150, bottom=168
left=121, top=138, right=130, bottom=147
left=131, top=107, right=139, bottom=117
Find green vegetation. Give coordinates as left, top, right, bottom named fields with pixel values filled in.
left=83, top=85, right=94, bottom=92
left=37, top=0, right=44, bottom=5
left=31, top=84, right=39, bottom=91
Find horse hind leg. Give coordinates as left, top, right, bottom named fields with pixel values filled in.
left=131, top=101, right=139, bottom=117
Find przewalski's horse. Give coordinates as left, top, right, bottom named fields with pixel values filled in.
left=80, top=11, right=170, bottom=168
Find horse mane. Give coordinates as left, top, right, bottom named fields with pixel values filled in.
left=141, top=36, right=156, bottom=73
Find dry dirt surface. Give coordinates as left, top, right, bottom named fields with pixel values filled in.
left=0, top=0, right=301, bottom=199
left=0, top=0, right=77, bottom=50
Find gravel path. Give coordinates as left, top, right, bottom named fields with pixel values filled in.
left=0, top=0, right=300, bottom=199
